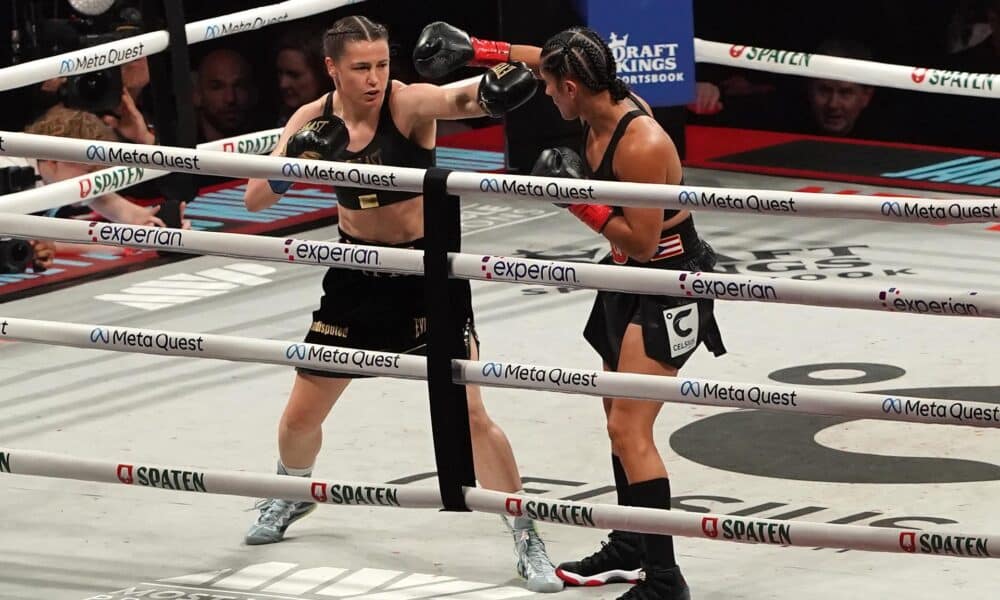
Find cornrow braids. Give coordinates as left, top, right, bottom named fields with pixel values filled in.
left=323, top=15, right=389, bottom=60
left=540, top=27, right=630, bottom=102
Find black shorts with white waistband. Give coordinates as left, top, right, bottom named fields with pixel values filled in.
left=297, top=231, right=476, bottom=379
left=583, top=217, right=727, bottom=371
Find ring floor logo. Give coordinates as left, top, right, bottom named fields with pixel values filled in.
left=78, top=561, right=537, bottom=599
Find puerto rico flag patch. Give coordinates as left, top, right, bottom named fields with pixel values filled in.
left=651, top=233, right=684, bottom=261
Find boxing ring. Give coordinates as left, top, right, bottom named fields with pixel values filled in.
left=1, top=1, right=998, bottom=599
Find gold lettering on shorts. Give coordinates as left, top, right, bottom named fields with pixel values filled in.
left=346, top=148, right=383, bottom=165
left=413, top=317, right=428, bottom=339
left=310, top=321, right=349, bottom=338
left=359, top=193, right=380, bottom=209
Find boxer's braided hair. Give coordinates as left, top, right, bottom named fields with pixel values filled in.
left=323, top=15, right=388, bottom=60
left=541, top=27, right=629, bottom=102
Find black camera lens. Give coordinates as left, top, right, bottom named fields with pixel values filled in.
left=76, top=71, right=112, bottom=101
left=0, top=239, right=35, bottom=275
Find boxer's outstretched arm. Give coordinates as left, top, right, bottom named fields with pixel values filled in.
left=510, top=45, right=542, bottom=74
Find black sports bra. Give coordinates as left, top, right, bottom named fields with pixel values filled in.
left=581, top=93, right=681, bottom=221
left=325, top=84, right=435, bottom=209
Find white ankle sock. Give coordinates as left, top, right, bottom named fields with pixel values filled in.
left=510, top=490, right=534, bottom=530
left=278, top=461, right=313, bottom=477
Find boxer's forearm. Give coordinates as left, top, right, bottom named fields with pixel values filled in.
left=511, top=45, right=543, bottom=73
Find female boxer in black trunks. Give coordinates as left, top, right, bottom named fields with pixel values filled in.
left=415, top=22, right=727, bottom=600
left=242, top=15, right=560, bottom=592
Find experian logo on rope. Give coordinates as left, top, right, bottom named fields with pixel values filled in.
left=678, top=272, right=778, bottom=300
left=283, top=239, right=381, bottom=267
left=88, top=222, right=184, bottom=249
left=57, top=42, right=146, bottom=74
left=479, top=255, right=579, bottom=284
left=877, top=287, right=980, bottom=316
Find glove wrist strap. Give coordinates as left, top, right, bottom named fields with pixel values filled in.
left=470, top=38, right=511, bottom=67
left=568, top=204, right=613, bottom=233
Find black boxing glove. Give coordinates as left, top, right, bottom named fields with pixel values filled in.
left=285, top=116, right=350, bottom=160
left=269, top=116, right=350, bottom=194
left=532, top=147, right=613, bottom=233
left=531, top=146, right=586, bottom=181
left=477, top=62, right=537, bottom=118
left=413, top=21, right=511, bottom=79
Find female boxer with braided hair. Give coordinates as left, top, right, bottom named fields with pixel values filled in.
left=242, top=16, right=562, bottom=593
left=416, top=24, right=727, bottom=600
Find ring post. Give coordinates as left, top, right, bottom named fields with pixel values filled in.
left=422, top=167, right=474, bottom=511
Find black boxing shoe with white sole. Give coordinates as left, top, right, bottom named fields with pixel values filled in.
left=616, top=565, right=690, bottom=600
left=555, top=530, right=642, bottom=586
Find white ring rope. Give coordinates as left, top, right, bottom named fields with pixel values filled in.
left=2, top=213, right=995, bottom=318
left=3, top=7, right=996, bottom=103
left=0, top=447, right=996, bottom=558
left=2, top=316, right=998, bottom=429
left=0, top=0, right=363, bottom=93
left=695, top=39, right=1000, bottom=100
left=0, top=129, right=282, bottom=215
left=2, top=132, right=997, bottom=224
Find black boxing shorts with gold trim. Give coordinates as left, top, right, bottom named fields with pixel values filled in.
left=297, top=232, right=477, bottom=379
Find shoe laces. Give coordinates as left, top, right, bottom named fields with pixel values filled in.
left=515, top=527, right=554, bottom=576
left=253, top=498, right=293, bottom=527
left=581, top=533, right=634, bottom=569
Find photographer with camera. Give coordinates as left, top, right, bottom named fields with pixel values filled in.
left=24, top=105, right=181, bottom=225
left=0, top=106, right=189, bottom=273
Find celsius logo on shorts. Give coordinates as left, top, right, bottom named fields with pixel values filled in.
left=663, top=303, right=698, bottom=358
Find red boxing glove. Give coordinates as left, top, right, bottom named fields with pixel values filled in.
left=470, top=37, right=511, bottom=67
left=567, top=203, right=613, bottom=233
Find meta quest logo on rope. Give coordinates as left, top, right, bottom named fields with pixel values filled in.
left=576, top=0, right=696, bottom=106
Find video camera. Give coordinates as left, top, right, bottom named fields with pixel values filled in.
left=0, top=166, right=41, bottom=274
left=10, top=1, right=143, bottom=115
